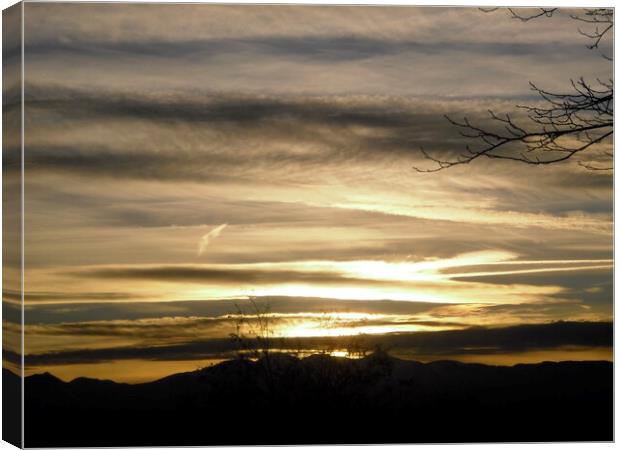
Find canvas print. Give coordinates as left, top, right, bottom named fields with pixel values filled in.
left=2, top=3, right=613, bottom=447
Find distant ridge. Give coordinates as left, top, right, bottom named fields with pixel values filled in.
left=23, top=354, right=612, bottom=446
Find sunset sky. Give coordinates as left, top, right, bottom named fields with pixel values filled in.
left=3, top=4, right=613, bottom=382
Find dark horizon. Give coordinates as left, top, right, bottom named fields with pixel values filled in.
left=16, top=356, right=613, bottom=446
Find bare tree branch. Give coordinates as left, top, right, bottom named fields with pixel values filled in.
left=571, top=8, right=614, bottom=59
left=416, top=8, right=613, bottom=172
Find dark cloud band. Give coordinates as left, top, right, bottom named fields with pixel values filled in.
left=19, top=321, right=612, bottom=366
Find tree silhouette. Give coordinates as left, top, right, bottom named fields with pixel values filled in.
left=415, top=8, right=613, bottom=172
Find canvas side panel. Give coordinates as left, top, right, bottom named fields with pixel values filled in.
left=2, top=2, right=23, bottom=448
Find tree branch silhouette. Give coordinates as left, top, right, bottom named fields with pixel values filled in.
left=415, top=8, right=613, bottom=172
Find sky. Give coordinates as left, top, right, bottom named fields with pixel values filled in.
left=2, top=4, right=613, bottom=382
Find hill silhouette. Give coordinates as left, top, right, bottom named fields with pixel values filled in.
left=20, top=353, right=612, bottom=446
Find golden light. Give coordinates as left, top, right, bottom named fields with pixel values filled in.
left=272, top=312, right=461, bottom=338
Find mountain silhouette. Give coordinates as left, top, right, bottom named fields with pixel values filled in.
left=17, top=353, right=613, bottom=446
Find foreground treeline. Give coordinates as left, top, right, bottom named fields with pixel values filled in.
left=19, top=352, right=612, bottom=446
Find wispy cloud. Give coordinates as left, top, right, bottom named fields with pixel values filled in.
left=447, top=264, right=613, bottom=280
left=197, top=224, right=227, bottom=256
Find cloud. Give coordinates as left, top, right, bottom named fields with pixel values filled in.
left=446, top=262, right=613, bottom=279
left=23, top=4, right=612, bottom=98
left=69, top=263, right=403, bottom=287
left=4, top=289, right=146, bottom=304
left=61, top=255, right=600, bottom=306
left=20, top=4, right=597, bottom=47
left=22, top=312, right=457, bottom=344
left=23, top=297, right=447, bottom=324
left=18, top=86, right=612, bottom=197
left=23, top=35, right=601, bottom=65
left=21, top=321, right=613, bottom=366
left=197, top=224, right=227, bottom=256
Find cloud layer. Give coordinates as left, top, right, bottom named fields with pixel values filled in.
left=9, top=4, right=612, bottom=381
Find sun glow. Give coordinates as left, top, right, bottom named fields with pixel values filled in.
left=272, top=312, right=460, bottom=338
left=28, top=250, right=609, bottom=307
left=250, top=282, right=563, bottom=305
